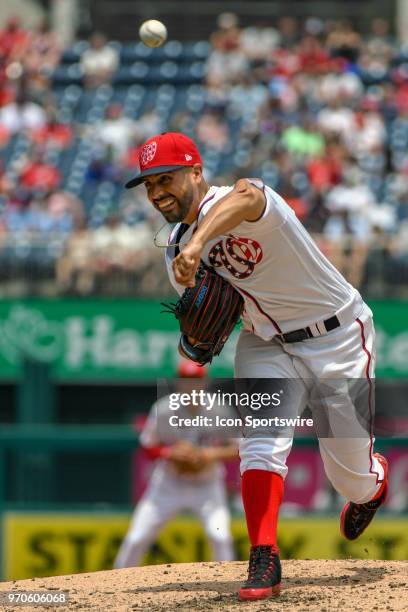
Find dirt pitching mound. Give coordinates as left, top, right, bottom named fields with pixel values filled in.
left=0, top=560, right=406, bottom=611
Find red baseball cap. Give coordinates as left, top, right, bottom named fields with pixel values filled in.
left=125, top=132, right=202, bottom=189
left=177, top=360, right=207, bottom=378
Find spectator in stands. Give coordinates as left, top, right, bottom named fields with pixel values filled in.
left=89, top=211, right=153, bottom=293
left=0, top=165, right=10, bottom=196
left=240, top=22, right=280, bottom=63
left=47, top=190, right=85, bottom=228
left=26, top=195, right=73, bottom=236
left=24, top=18, right=62, bottom=85
left=2, top=187, right=72, bottom=247
left=206, top=43, right=248, bottom=89
left=324, top=164, right=376, bottom=235
left=31, top=105, right=73, bottom=149
left=304, top=138, right=347, bottom=233
left=316, top=59, right=363, bottom=105
left=0, top=88, right=46, bottom=134
left=357, top=36, right=390, bottom=87
left=206, top=13, right=249, bottom=89
left=366, top=18, right=395, bottom=58
left=196, top=107, right=229, bottom=151
left=254, top=93, right=292, bottom=142
left=1, top=188, right=33, bottom=235
left=268, top=45, right=302, bottom=82
left=95, top=103, right=136, bottom=161
left=270, top=150, right=310, bottom=217
left=345, top=97, right=386, bottom=155
left=277, top=16, right=299, bottom=48
left=91, top=212, right=151, bottom=269
left=297, top=34, right=330, bottom=76
left=85, top=147, right=122, bottom=185
left=281, top=113, right=325, bottom=158
left=0, top=16, right=29, bottom=64
left=80, top=32, right=119, bottom=88
left=317, top=95, right=356, bottom=143
left=0, top=121, right=9, bottom=146
left=306, top=136, right=345, bottom=194
left=19, top=148, right=61, bottom=194
left=323, top=164, right=377, bottom=288
left=0, top=54, right=15, bottom=110
left=56, top=216, right=94, bottom=295
left=326, top=20, right=362, bottom=63
left=210, top=12, right=241, bottom=53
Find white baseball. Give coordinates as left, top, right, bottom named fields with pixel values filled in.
left=139, top=20, right=168, bottom=48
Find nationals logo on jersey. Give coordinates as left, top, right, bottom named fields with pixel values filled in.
left=208, top=236, right=263, bottom=279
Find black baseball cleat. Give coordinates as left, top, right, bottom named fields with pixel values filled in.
left=340, top=453, right=388, bottom=541
left=239, top=545, right=281, bottom=601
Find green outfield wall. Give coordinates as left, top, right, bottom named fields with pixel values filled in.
left=0, top=300, right=406, bottom=380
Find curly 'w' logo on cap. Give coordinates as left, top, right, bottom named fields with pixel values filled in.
left=140, top=142, right=157, bottom=167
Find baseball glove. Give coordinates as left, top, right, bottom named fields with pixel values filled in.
left=162, top=262, right=244, bottom=365
left=168, top=442, right=209, bottom=475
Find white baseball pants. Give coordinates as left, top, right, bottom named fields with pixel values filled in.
left=235, top=304, right=385, bottom=504
left=114, top=472, right=234, bottom=568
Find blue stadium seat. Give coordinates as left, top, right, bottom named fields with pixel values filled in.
left=74, top=90, right=98, bottom=121
left=185, top=85, right=206, bottom=112
left=52, top=63, right=83, bottom=86
left=109, top=41, right=122, bottom=55
left=181, top=41, right=211, bottom=62
left=114, top=63, right=149, bottom=85
left=57, top=85, right=83, bottom=123
left=163, top=40, right=183, bottom=60
left=111, top=88, right=129, bottom=104
left=0, top=138, right=16, bottom=166
left=60, top=41, right=89, bottom=64
left=160, top=61, right=179, bottom=80
left=120, top=43, right=139, bottom=64
left=129, top=42, right=154, bottom=61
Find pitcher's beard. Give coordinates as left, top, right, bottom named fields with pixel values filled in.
left=161, top=194, right=193, bottom=223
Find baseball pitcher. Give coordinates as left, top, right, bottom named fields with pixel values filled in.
left=125, top=133, right=388, bottom=601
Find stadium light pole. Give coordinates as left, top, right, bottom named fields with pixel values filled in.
left=50, top=0, right=80, bottom=46
left=396, top=0, right=408, bottom=44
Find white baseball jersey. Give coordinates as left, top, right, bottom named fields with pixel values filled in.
left=166, top=181, right=364, bottom=339
left=141, top=395, right=226, bottom=484
left=163, top=179, right=385, bottom=516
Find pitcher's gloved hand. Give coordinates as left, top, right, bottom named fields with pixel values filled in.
left=162, top=262, right=244, bottom=365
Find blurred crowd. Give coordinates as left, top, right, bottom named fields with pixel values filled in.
left=0, top=14, right=408, bottom=297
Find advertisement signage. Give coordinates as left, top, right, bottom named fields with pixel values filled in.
left=3, top=513, right=407, bottom=580
left=0, top=300, right=406, bottom=380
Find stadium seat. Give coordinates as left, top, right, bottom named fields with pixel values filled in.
left=60, top=41, right=89, bottom=64
left=163, top=40, right=183, bottom=60
left=181, top=41, right=211, bottom=61
left=185, top=85, right=206, bottom=112
left=52, top=63, right=83, bottom=86
left=159, top=61, right=179, bottom=80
